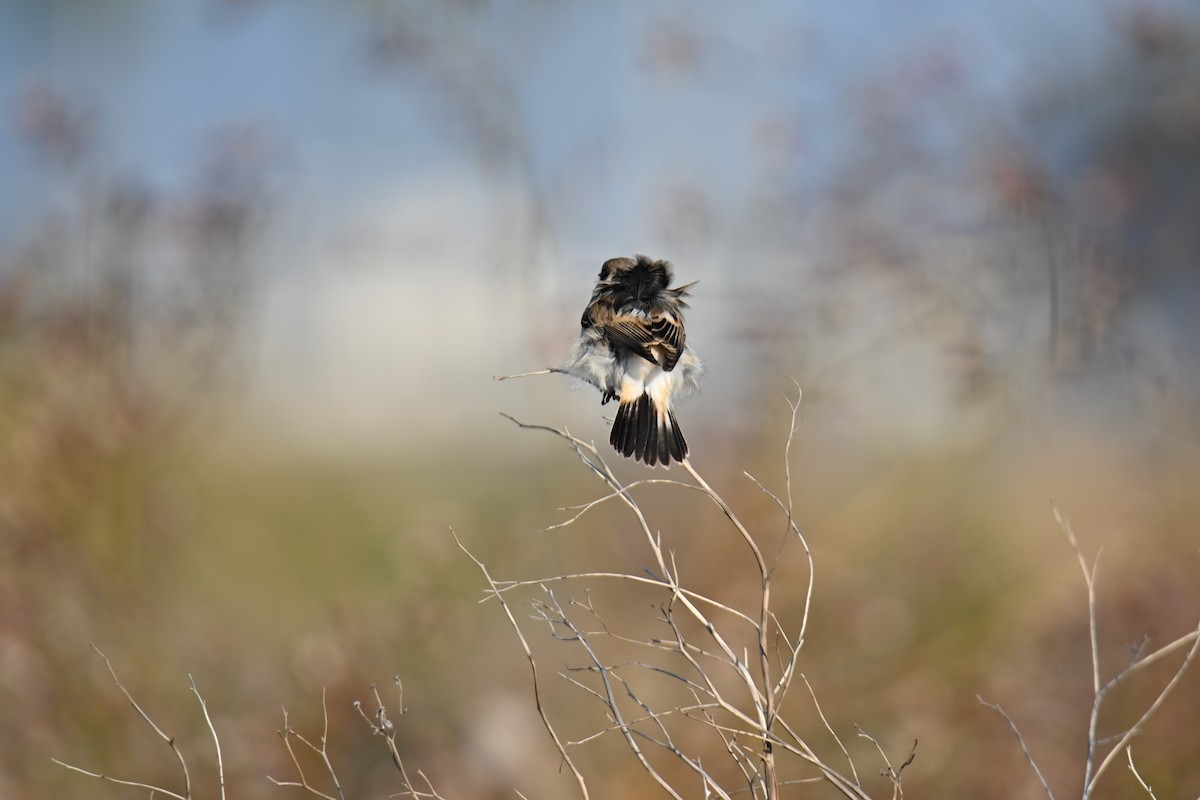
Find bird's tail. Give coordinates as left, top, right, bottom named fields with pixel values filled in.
left=610, top=391, right=688, bottom=467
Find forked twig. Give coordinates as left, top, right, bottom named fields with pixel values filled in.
left=268, top=690, right=346, bottom=800
left=1054, top=506, right=1200, bottom=799
left=52, top=645, right=197, bottom=800
left=353, top=678, right=448, bottom=799
left=802, top=673, right=859, bottom=786
left=983, top=507, right=1200, bottom=800
left=454, top=528, right=592, bottom=800
left=489, top=385, right=885, bottom=800
left=853, top=727, right=915, bottom=800
left=1124, top=746, right=1158, bottom=799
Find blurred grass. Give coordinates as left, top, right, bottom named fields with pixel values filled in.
left=7, top=365, right=1199, bottom=799
left=4, top=237, right=1197, bottom=800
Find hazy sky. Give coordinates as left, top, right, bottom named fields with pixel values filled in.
left=3, top=0, right=1196, bottom=452
left=0, top=0, right=1134, bottom=248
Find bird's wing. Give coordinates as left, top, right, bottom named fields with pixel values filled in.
left=604, top=310, right=686, bottom=371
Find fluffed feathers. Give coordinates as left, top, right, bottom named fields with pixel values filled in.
left=564, top=255, right=702, bottom=467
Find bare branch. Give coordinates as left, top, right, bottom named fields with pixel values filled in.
left=1055, top=506, right=1107, bottom=794
left=493, top=367, right=572, bottom=381
left=1054, top=507, right=1101, bottom=694
left=547, top=480, right=703, bottom=530
left=978, top=695, right=1057, bottom=800
left=268, top=698, right=346, bottom=800
left=453, top=528, right=591, bottom=800
left=854, top=727, right=915, bottom=800
left=491, top=385, right=892, bottom=800
left=802, top=674, right=858, bottom=786
left=1050, top=506, right=1200, bottom=799
left=49, top=759, right=188, bottom=800
left=487, top=572, right=756, bottom=627
left=1087, top=619, right=1200, bottom=795
left=539, top=586, right=685, bottom=800
left=1125, top=746, right=1158, bottom=800
left=1112, top=628, right=1200, bottom=683
left=189, top=674, right=225, bottom=800
left=52, top=646, right=192, bottom=800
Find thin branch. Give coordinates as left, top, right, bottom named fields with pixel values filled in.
left=269, top=706, right=340, bottom=800
left=487, top=572, right=756, bottom=627
left=1053, top=506, right=1200, bottom=799
left=744, top=471, right=815, bottom=706
left=354, top=681, right=429, bottom=798
left=802, top=674, right=858, bottom=786
left=267, top=694, right=345, bottom=800
left=494, top=367, right=572, bottom=381
left=316, top=689, right=345, bottom=800
left=502, top=413, right=769, bottom=716
left=1125, top=746, right=1158, bottom=800
left=353, top=682, right=447, bottom=800
left=49, top=759, right=188, bottom=800
left=1055, top=506, right=1106, bottom=795
left=1112, top=628, right=1200, bottom=683
left=495, top=388, right=881, bottom=800
left=679, top=460, right=769, bottom=598
left=97, top=645, right=191, bottom=795
left=1054, top=506, right=1101, bottom=694
left=978, top=695, right=1057, bottom=800
left=52, top=646, right=191, bottom=800
left=1087, top=619, right=1200, bottom=795
left=781, top=381, right=802, bottom=526
left=453, top=528, right=591, bottom=800
left=681, top=458, right=777, bottom=799
left=547, top=480, right=702, bottom=530
left=540, top=586, right=685, bottom=800
left=189, top=674, right=225, bottom=800
left=855, top=727, right=914, bottom=800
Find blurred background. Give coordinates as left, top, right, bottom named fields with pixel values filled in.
left=2, top=1, right=1199, bottom=798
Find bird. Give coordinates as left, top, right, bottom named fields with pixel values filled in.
left=564, top=255, right=702, bottom=467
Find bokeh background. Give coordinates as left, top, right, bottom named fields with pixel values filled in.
left=3, top=1, right=1199, bottom=798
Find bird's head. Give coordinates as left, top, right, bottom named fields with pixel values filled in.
left=599, top=255, right=673, bottom=302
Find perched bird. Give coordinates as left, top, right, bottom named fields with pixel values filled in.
left=564, top=255, right=702, bottom=466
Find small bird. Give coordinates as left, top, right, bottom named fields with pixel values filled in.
left=564, top=255, right=702, bottom=466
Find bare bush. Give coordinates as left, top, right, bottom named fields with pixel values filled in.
left=979, top=508, right=1200, bottom=800
left=52, top=389, right=1199, bottom=799
left=454, top=387, right=914, bottom=799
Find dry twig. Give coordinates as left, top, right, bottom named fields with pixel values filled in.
left=480, top=386, right=901, bottom=799
left=268, top=690, right=346, bottom=800
left=52, top=645, right=224, bottom=800
left=982, top=507, right=1200, bottom=800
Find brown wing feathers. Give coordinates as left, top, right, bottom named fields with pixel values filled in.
left=602, top=311, right=685, bottom=371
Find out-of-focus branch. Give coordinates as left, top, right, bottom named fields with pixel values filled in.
left=268, top=691, right=346, bottom=800
left=51, top=645, right=210, bottom=800
left=353, top=679, right=447, bottom=800
left=454, top=528, right=592, bottom=800
left=977, top=696, right=1057, bottom=800
left=983, top=507, right=1200, bottom=800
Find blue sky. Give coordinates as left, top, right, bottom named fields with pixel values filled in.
left=0, top=0, right=1141, bottom=250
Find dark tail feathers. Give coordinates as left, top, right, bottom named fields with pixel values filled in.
left=610, top=393, right=688, bottom=467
